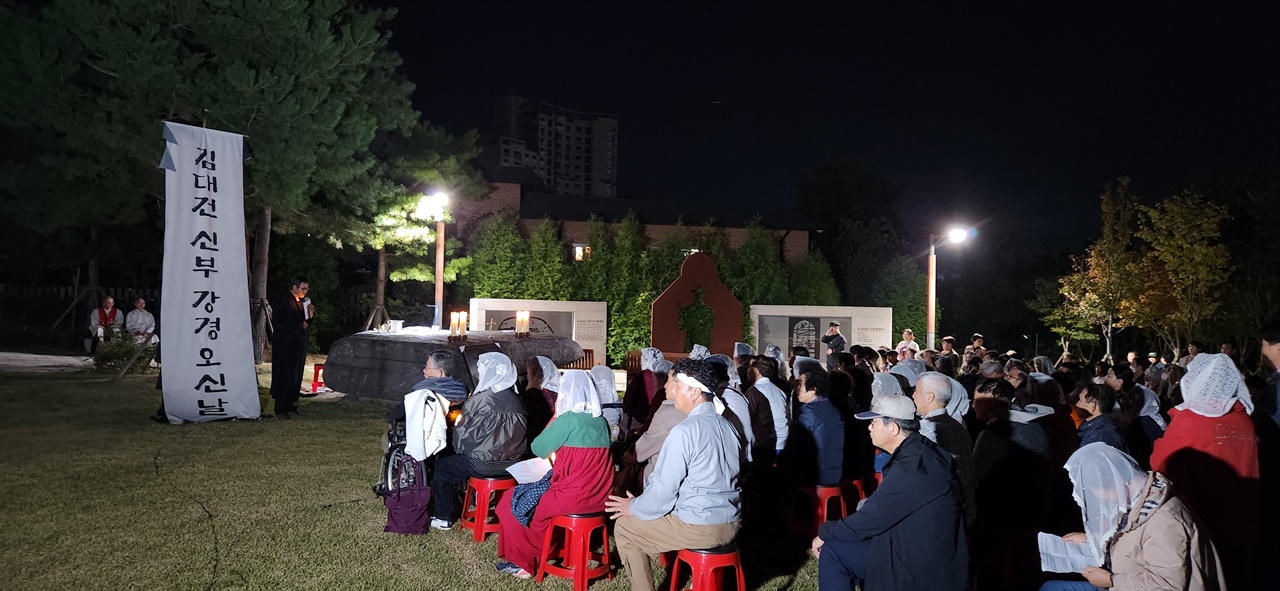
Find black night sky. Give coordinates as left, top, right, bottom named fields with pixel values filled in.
left=380, top=1, right=1280, bottom=249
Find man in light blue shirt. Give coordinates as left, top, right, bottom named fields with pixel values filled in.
left=607, top=359, right=742, bottom=591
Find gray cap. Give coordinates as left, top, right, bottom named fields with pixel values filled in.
left=855, top=395, right=917, bottom=421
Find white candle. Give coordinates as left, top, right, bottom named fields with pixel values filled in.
left=449, top=312, right=459, bottom=337
left=459, top=312, right=467, bottom=337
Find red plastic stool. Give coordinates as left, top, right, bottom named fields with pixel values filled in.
left=790, top=485, right=847, bottom=535
left=849, top=479, right=869, bottom=502
left=536, top=512, right=613, bottom=591
left=669, top=544, right=746, bottom=591
left=311, top=363, right=325, bottom=392
left=810, top=485, right=847, bottom=523
left=458, top=476, right=516, bottom=542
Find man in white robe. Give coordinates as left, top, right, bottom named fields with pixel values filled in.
left=125, top=297, right=159, bottom=344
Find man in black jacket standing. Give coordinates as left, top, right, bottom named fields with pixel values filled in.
left=821, top=322, right=847, bottom=372
left=811, top=395, right=968, bottom=591
left=269, top=276, right=311, bottom=419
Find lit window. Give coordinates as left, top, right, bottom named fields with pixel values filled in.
left=573, top=243, right=592, bottom=261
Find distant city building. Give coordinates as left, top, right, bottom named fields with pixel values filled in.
left=453, top=174, right=826, bottom=264
left=480, top=95, right=619, bottom=197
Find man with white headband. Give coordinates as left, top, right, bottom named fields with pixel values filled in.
left=607, top=359, right=741, bottom=591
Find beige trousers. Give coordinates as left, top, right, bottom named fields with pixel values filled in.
left=613, top=513, right=740, bottom=591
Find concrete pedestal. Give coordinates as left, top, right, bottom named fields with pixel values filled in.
left=324, top=330, right=585, bottom=401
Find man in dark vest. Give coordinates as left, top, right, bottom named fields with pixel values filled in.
left=269, top=276, right=311, bottom=419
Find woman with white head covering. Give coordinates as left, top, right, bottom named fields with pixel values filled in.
left=792, top=355, right=822, bottom=380
left=1041, top=443, right=1226, bottom=591
left=536, top=356, right=562, bottom=394
left=589, top=365, right=622, bottom=438
left=764, top=343, right=788, bottom=380
left=432, top=352, right=527, bottom=531
left=689, top=343, right=710, bottom=360
left=495, top=369, right=613, bottom=579
left=1150, top=353, right=1258, bottom=589
left=871, top=372, right=906, bottom=399
left=890, top=358, right=926, bottom=389
left=733, top=342, right=755, bottom=359
left=707, top=354, right=742, bottom=391
left=640, top=347, right=664, bottom=372
left=520, top=355, right=562, bottom=443
left=624, top=348, right=664, bottom=432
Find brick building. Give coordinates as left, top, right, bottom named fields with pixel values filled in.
left=453, top=171, right=826, bottom=263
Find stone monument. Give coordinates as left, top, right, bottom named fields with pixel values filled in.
left=650, top=252, right=743, bottom=355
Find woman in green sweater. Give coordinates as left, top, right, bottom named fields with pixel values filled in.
left=496, top=369, right=613, bottom=578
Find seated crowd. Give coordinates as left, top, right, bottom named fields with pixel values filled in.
left=391, top=320, right=1280, bottom=591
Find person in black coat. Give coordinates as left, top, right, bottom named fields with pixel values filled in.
left=269, top=275, right=311, bottom=418
left=821, top=322, right=847, bottom=372
left=812, top=395, right=968, bottom=591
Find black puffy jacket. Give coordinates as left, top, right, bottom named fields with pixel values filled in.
left=453, top=386, right=528, bottom=465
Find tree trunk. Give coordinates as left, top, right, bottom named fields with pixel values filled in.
left=1102, top=315, right=1114, bottom=363
left=375, top=246, right=387, bottom=310
left=250, top=207, right=272, bottom=364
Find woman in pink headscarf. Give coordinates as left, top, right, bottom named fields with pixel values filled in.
left=1150, top=353, right=1258, bottom=590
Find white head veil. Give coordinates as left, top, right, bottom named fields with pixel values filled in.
left=589, top=365, right=618, bottom=403
left=555, top=370, right=603, bottom=417
left=689, top=344, right=710, bottom=360
left=1065, top=443, right=1149, bottom=566
left=1138, top=384, right=1167, bottom=430
left=734, top=342, right=756, bottom=358
left=708, top=354, right=741, bottom=390
left=640, top=347, right=664, bottom=372
left=536, top=356, right=561, bottom=393
left=890, top=359, right=924, bottom=388
left=652, top=359, right=673, bottom=376
left=475, top=352, right=518, bottom=394
left=764, top=344, right=787, bottom=379
left=1177, top=353, right=1252, bottom=417
left=945, top=376, right=971, bottom=422
left=590, top=365, right=621, bottom=427
left=792, top=355, right=822, bottom=378
left=872, top=373, right=905, bottom=398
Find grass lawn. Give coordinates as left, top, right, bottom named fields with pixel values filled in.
left=0, top=372, right=819, bottom=590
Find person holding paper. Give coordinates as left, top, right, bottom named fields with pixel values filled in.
left=1040, top=442, right=1226, bottom=591
left=494, top=370, right=612, bottom=579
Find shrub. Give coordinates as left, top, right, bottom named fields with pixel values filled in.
left=93, top=336, right=156, bottom=374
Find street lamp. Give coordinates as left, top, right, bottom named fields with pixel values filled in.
left=927, top=227, right=974, bottom=350
left=412, top=192, right=449, bottom=330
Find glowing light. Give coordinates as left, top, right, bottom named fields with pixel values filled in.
left=413, top=192, right=449, bottom=221
left=947, top=228, right=968, bottom=243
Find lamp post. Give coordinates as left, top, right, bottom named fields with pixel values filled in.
left=927, top=228, right=972, bottom=350
left=415, top=192, right=450, bottom=330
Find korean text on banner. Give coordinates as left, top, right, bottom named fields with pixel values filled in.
left=159, top=122, right=260, bottom=423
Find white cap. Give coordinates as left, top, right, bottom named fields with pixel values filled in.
left=855, top=395, right=917, bottom=421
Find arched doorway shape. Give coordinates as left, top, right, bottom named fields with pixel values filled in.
left=650, top=252, right=743, bottom=355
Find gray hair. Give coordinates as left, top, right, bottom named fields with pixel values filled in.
left=979, top=361, right=1005, bottom=379
left=884, top=417, right=920, bottom=433
left=916, top=372, right=953, bottom=404
left=426, top=350, right=454, bottom=377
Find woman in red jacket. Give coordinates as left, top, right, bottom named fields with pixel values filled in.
left=1150, top=352, right=1258, bottom=590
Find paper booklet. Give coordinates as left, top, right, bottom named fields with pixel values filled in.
left=1037, top=532, right=1097, bottom=573
left=506, top=457, right=553, bottom=484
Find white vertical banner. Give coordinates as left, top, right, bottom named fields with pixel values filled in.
left=159, top=122, right=260, bottom=423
